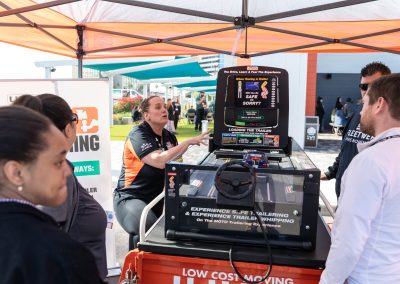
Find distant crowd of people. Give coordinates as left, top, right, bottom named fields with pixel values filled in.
left=131, top=93, right=213, bottom=134
left=317, top=93, right=358, bottom=133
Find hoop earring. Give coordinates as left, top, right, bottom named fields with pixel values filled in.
left=17, top=185, right=23, bottom=192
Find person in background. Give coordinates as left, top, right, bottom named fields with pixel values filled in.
left=172, top=96, right=181, bottom=131
left=343, top=97, right=355, bottom=119
left=166, top=98, right=176, bottom=134
left=0, top=106, right=103, bottom=283
left=332, top=96, right=346, bottom=127
left=203, top=102, right=210, bottom=119
left=13, top=94, right=108, bottom=280
left=114, top=96, right=208, bottom=250
left=195, top=91, right=206, bottom=131
left=186, top=105, right=196, bottom=124
left=330, top=97, right=342, bottom=124
left=315, top=96, right=325, bottom=132
left=320, top=74, right=400, bottom=284
left=209, top=100, right=216, bottom=120
left=321, top=62, right=391, bottom=198
left=132, top=105, right=141, bottom=122
left=335, top=96, right=343, bottom=110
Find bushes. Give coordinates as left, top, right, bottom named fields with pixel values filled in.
left=113, top=97, right=142, bottom=113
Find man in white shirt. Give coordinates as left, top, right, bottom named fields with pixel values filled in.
left=320, top=74, right=400, bottom=284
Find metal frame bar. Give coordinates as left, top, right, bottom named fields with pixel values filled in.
left=319, top=192, right=335, bottom=219
left=341, top=28, right=400, bottom=41
left=250, top=42, right=332, bottom=58
left=243, top=0, right=248, bottom=55
left=164, top=41, right=240, bottom=57
left=163, top=26, right=237, bottom=42
left=339, top=41, right=400, bottom=55
left=253, top=25, right=334, bottom=42
left=0, top=0, right=79, bottom=18
left=85, top=41, right=155, bottom=54
left=0, top=22, right=75, bottom=29
left=254, top=0, right=377, bottom=23
left=76, top=25, right=85, bottom=78
left=85, top=27, right=158, bottom=42
left=139, top=191, right=165, bottom=242
left=103, top=0, right=234, bottom=22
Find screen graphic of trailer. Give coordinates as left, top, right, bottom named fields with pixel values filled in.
left=234, top=77, right=277, bottom=109
left=226, top=75, right=278, bottom=127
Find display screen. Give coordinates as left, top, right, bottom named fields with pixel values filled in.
left=234, top=76, right=277, bottom=109
left=225, top=75, right=279, bottom=128
left=245, top=81, right=260, bottom=91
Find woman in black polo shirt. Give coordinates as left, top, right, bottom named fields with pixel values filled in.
left=114, top=96, right=208, bottom=250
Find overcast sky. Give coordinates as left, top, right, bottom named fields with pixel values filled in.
left=0, top=42, right=72, bottom=79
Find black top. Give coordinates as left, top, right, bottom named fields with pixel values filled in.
left=167, top=105, right=174, bottom=120
left=116, top=121, right=178, bottom=203
left=196, top=107, right=205, bottom=120
left=0, top=202, right=103, bottom=284
left=172, top=102, right=181, bottom=116
left=325, top=104, right=373, bottom=197
left=316, top=101, right=325, bottom=117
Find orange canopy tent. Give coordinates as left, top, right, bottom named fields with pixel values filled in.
left=0, top=0, right=399, bottom=74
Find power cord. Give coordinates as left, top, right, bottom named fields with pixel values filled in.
left=229, top=205, right=273, bottom=284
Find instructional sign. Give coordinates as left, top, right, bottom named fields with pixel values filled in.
left=214, top=66, right=288, bottom=148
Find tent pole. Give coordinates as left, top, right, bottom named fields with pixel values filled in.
left=109, top=76, right=114, bottom=126
left=242, top=0, right=248, bottom=56
left=77, top=25, right=85, bottom=78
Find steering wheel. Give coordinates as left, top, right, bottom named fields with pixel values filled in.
left=214, top=160, right=256, bottom=200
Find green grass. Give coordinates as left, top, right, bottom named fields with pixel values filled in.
left=110, top=120, right=214, bottom=142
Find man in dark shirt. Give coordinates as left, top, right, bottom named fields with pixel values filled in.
left=195, top=92, right=206, bottom=131
left=321, top=62, right=391, bottom=198
left=172, top=96, right=181, bottom=130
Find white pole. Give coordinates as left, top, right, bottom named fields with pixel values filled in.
left=109, top=76, right=114, bottom=126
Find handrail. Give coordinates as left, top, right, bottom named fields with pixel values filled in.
left=139, top=191, right=165, bottom=243
left=319, top=191, right=335, bottom=219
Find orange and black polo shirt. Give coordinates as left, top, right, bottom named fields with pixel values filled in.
left=115, top=121, right=178, bottom=203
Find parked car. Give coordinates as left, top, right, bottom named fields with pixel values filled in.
left=112, top=89, right=142, bottom=101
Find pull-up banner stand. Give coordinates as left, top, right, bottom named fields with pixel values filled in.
left=0, top=79, right=118, bottom=275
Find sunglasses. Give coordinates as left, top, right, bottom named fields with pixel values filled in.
left=70, top=113, right=79, bottom=123
left=359, top=83, right=369, bottom=91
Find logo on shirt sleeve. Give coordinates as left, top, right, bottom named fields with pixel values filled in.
left=141, top=142, right=152, bottom=152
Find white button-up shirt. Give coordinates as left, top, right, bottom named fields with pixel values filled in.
left=320, top=127, right=400, bottom=284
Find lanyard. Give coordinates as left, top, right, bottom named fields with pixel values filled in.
left=155, top=135, right=165, bottom=150
left=370, top=134, right=400, bottom=147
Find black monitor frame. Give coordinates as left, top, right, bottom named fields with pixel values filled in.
left=213, top=66, right=289, bottom=151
